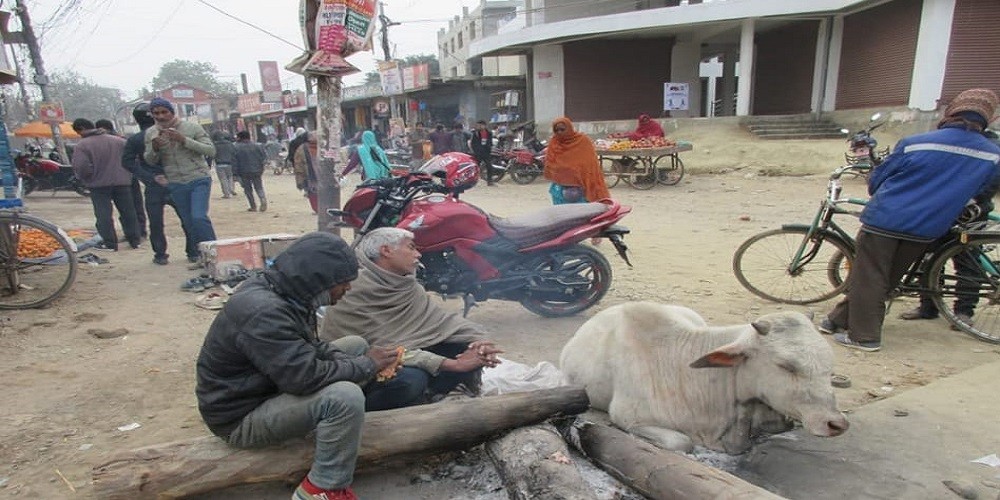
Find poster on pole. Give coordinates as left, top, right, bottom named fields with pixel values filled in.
left=258, top=61, right=283, bottom=102
left=38, top=102, right=65, bottom=123
left=663, top=82, right=689, bottom=111
left=378, top=60, right=404, bottom=96
left=287, top=0, right=379, bottom=77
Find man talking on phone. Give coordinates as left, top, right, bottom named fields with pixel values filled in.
left=143, top=97, right=217, bottom=263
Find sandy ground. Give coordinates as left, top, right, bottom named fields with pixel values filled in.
left=3, top=132, right=999, bottom=498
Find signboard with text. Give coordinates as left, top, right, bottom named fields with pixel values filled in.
left=259, top=60, right=283, bottom=102
left=237, top=93, right=262, bottom=115
left=287, top=0, right=378, bottom=77
left=663, top=82, right=689, bottom=111
left=378, top=60, right=403, bottom=96
left=38, top=102, right=65, bottom=123
left=402, top=64, right=430, bottom=91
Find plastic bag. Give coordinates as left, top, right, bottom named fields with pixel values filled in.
left=480, top=357, right=568, bottom=396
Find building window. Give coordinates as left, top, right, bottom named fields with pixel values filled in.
left=470, top=21, right=476, bottom=40
left=451, top=39, right=455, bottom=53
left=458, top=32, right=463, bottom=49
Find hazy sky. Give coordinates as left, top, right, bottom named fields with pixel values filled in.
left=21, top=0, right=477, bottom=98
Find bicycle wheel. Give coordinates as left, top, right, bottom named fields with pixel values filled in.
left=654, top=154, right=685, bottom=185
left=927, top=237, right=1000, bottom=343
left=622, top=158, right=657, bottom=190
left=600, top=157, right=621, bottom=188
left=0, top=212, right=78, bottom=309
left=733, top=227, right=853, bottom=304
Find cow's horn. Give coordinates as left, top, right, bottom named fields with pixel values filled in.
left=751, top=321, right=770, bottom=335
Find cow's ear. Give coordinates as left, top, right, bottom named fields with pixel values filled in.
left=690, top=346, right=747, bottom=368
left=751, top=321, right=771, bottom=335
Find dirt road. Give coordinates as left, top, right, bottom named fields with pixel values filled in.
left=3, top=158, right=997, bottom=498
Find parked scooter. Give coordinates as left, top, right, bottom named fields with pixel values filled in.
left=13, top=149, right=89, bottom=196
left=329, top=152, right=633, bottom=317
left=841, top=113, right=889, bottom=175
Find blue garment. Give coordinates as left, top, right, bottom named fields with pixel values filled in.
left=861, top=125, right=1000, bottom=242
left=358, top=130, right=390, bottom=180
left=548, top=183, right=586, bottom=205
left=168, top=176, right=217, bottom=249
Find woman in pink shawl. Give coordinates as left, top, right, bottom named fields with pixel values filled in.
left=628, top=113, right=665, bottom=140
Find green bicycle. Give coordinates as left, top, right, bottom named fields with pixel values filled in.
left=732, top=164, right=1000, bottom=344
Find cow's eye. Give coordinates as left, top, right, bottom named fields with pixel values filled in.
left=778, top=362, right=798, bottom=374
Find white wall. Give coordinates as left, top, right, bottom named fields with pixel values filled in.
left=671, top=40, right=702, bottom=117
left=532, top=44, right=565, bottom=125
left=908, top=0, right=956, bottom=110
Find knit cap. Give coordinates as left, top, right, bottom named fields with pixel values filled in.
left=149, top=97, right=175, bottom=114
left=944, top=89, right=999, bottom=123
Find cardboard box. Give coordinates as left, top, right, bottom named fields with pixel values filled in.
left=198, top=234, right=299, bottom=281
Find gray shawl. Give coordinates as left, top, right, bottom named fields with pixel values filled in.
left=321, top=253, right=485, bottom=373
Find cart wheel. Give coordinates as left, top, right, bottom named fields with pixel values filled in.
left=600, top=157, right=621, bottom=188
left=622, top=158, right=656, bottom=190
left=654, top=155, right=685, bottom=185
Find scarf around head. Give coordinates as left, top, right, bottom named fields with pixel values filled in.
left=544, top=117, right=610, bottom=202
left=319, top=252, right=484, bottom=349
left=632, top=114, right=665, bottom=139
left=358, top=130, right=390, bottom=180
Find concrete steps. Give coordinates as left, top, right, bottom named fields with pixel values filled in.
left=745, top=115, right=849, bottom=140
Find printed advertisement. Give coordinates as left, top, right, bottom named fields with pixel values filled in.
left=258, top=61, right=283, bottom=102
left=663, top=82, right=689, bottom=111
left=378, top=60, right=404, bottom=96
left=288, top=0, right=378, bottom=77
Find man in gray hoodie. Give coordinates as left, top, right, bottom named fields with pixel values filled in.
left=71, top=118, right=141, bottom=251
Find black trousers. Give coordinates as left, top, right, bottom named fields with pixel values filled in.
left=90, top=185, right=140, bottom=250
left=238, top=172, right=266, bottom=208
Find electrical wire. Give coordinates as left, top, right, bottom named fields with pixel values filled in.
left=194, top=0, right=304, bottom=52
left=74, top=0, right=185, bottom=69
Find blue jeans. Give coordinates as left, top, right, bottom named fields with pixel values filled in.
left=167, top=177, right=216, bottom=252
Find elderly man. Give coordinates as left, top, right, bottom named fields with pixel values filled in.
left=821, top=88, right=1000, bottom=351
left=143, top=97, right=217, bottom=264
left=321, top=227, right=502, bottom=408
left=196, top=232, right=399, bottom=500
left=71, top=118, right=141, bottom=251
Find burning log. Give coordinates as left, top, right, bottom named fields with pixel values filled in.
left=93, top=387, right=589, bottom=499
left=563, top=417, right=786, bottom=500
left=486, top=423, right=597, bottom=500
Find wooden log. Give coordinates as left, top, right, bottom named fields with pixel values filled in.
left=92, top=387, right=589, bottom=500
left=485, top=423, right=597, bottom=500
left=563, top=418, right=786, bottom=500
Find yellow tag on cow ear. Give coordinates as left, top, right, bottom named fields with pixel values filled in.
left=960, top=232, right=968, bottom=244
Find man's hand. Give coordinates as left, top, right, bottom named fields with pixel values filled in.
left=441, top=341, right=504, bottom=372
left=159, top=128, right=185, bottom=145
left=151, top=135, right=169, bottom=151
left=367, top=346, right=400, bottom=372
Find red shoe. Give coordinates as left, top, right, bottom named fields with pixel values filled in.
left=292, top=476, right=358, bottom=500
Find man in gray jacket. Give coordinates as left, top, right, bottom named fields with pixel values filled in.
left=232, top=130, right=268, bottom=212
left=71, top=118, right=141, bottom=251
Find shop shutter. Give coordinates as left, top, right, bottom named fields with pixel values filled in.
left=940, top=0, right=1000, bottom=105
left=753, top=21, right=819, bottom=115
left=836, top=0, right=921, bottom=109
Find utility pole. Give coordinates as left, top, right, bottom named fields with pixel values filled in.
left=14, top=0, right=67, bottom=162
left=378, top=2, right=400, bottom=123
left=315, top=76, right=341, bottom=235
left=8, top=45, right=33, bottom=120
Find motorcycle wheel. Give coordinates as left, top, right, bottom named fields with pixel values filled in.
left=72, top=182, right=90, bottom=197
left=509, top=162, right=540, bottom=185
left=484, top=161, right=506, bottom=183
left=21, top=177, right=37, bottom=196
left=519, top=244, right=612, bottom=317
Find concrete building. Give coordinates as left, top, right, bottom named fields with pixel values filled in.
left=469, top=0, right=1000, bottom=127
left=437, top=0, right=527, bottom=79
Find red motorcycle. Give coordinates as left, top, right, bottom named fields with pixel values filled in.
left=330, top=152, right=633, bottom=317
left=13, top=150, right=89, bottom=197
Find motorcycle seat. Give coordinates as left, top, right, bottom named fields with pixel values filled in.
left=488, top=202, right=609, bottom=249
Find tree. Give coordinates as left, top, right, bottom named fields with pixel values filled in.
left=363, top=71, right=380, bottom=85
left=151, top=60, right=237, bottom=96
left=48, top=70, right=125, bottom=122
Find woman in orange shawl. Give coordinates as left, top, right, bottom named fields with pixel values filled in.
left=543, top=117, right=610, bottom=204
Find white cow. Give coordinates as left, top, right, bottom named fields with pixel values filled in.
left=560, top=302, right=849, bottom=454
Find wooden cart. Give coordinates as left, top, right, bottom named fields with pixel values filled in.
left=597, top=142, right=693, bottom=190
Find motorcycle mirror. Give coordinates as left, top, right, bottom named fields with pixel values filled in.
left=870, top=112, right=882, bottom=122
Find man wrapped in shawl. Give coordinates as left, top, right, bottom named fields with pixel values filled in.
left=544, top=117, right=611, bottom=205
left=628, top=113, right=665, bottom=140
left=321, top=227, right=503, bottom=407
left=342, top=130, right=391, bottom=181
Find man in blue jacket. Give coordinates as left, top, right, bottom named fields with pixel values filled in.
left=821, top=89, right=1000, bottom=351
